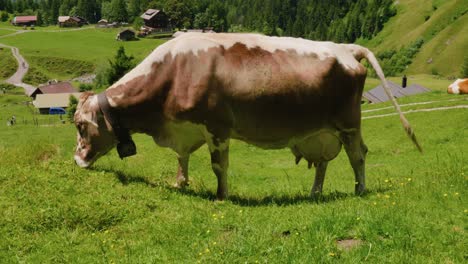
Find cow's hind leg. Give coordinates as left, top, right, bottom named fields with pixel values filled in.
left=311, top=161, right=328, bottom=197
left=174, top=154, right=189, bottom=188
left=341, top=130, right=368, bottom=195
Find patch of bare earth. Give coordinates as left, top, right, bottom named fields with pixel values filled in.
left=336, top=238, right=363, bottom=251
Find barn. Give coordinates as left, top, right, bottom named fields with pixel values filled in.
left=12, top=16, right=37, bottom=26
left=33, top=93, right=82, bottom=114
left=58, top=16, right=87, bottom=27
left=140, top=9, right=169, bottom=30
left=29, top=82, right=78, bottom=99
left=116, top=29, right=136, bottom=41
left=362, top=81, right=430, bottom=103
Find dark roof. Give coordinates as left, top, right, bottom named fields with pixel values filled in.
left=38, top=82, right=78, bottom=94
left=363, top=81, right=430, bottom=103
left=119, top=29, right=135, bottom=34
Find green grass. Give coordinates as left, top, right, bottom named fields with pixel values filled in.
left=0, top=27, right=165, bottom=83
left=360, top=0, right=468, bottom=77
left=0, top=47, right=17, bottom=80
left=0, top=78, right=466, bottom=263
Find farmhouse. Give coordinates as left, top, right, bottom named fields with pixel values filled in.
left=58, top=16, right=87, bottom=27
left=97, top=19, right=108, bottom=27
left=12, top=16, right=37, bottom=26
left=140, top=9, right=169, bottom=31
left=33, top=93, right=81, bottom=114
left=29, top=82, right=78, bottom=99
left=116, top=29, right=136, bottom=41
left=362, top=81, right=430, bottom=103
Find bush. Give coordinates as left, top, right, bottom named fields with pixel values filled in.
left=79, top=83, right=93, bottom=92
left=107, top=46, right=135, bottom=85
left=68, top=95, right=78, bottom=123
left=0, top=11, right=9, bottom=22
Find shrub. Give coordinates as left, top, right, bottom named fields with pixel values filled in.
left=68, top=95, right=78, bottom=123
left=0, top=11, right=9, bottom=22
left=79, top=83, right=93, bottom=92
left=107, top=46, right=135, bottom=85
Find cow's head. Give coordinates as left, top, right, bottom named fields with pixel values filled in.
left=74, top=92, right=116, bottom=168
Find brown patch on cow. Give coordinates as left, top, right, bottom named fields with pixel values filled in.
left=102, top=37, right=367, bottom=151
left=459, top=79, right=468, bottom=94
left=336, top=238, right=363, bottom=251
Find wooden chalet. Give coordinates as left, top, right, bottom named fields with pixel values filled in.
left=33, top=93, right=82, bottom=114
left=58, top=16, right=86, bottom=27
left=12, top=16, right=37, bottom=26
left=116, top=29, right=136, bottom=41
left=140, top=9, right=169, bottom=30
left=29, top=82, right=78, bottom=99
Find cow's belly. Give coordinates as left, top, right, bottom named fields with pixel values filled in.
left=289, top=129, right=342, bottom=163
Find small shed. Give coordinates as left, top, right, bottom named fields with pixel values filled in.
left=58, top=16, right=86, bottom=27
left=12, top=16, right=37, bottom=26
left=362, top=81, right=430, bottom=104
left=140, top=9, right=169, bottom=30
left=33, top=93, right=82, bottom=114
left=116, top=29, right=136, bottom=41
left=29, top=82, right=78, bottom=99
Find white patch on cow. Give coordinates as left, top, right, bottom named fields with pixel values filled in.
left=107, top=33, right=362, bottom=94
left=448, top=79, right=462, bottom=94
left=74, top=154, right=90, bottom=168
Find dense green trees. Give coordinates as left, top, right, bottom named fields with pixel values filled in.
left=1, top=0, right=396, bottom=43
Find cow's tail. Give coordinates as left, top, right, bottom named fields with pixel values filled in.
left=345, top=44, right=423, bottom=152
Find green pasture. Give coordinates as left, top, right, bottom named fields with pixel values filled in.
left=0, top=47, right=17, bottom=80
left=0, top=78, right=466, bottom=262
left=0, top=27, right=164, bottom=81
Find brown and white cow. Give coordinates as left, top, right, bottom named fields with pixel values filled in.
left=74, top=33, right=421, bottom=200
left=448, top=79, right=468, bottom=94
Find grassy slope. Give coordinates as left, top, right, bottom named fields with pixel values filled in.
left=362, top=0, right=468, bottom=77
left=0, top=77, right=467, bottom=262
left=0, top=27, right=164, bottom=81
left=0, top=47, right=17, bottom=80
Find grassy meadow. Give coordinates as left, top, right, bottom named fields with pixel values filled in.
left=0, top=26, right=165, bottom=82
left=0, top=73, right=467, bottom=263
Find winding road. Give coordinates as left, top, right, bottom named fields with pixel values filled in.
left=0, top=26, right=93, bottom=95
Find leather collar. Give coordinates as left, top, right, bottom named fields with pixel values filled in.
left=97, top=92, right=136, bottom=159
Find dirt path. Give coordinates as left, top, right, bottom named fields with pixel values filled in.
left=362, top=98, right=468, bottom=113
left=0, top=43, right=35, bottom=95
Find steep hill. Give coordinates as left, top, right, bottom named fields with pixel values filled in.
left=363, top=0, right=468, bottom=77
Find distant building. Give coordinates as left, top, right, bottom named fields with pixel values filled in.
left=33, top=93, right=82, bottom=114
left=97, top=19, right=109, bottom=27
left=12, top=16, right=37, bottom=26
left=140, top=9, right=169, bottom=30
left=172, top=28, right=216, bottom=38
left=29, top=82, right=78, bottom=99
left=58, top=16, right=87, bottom=27
left=116, top=29, right=136, bottom=41
left=362, top=80, right=430, bottom=104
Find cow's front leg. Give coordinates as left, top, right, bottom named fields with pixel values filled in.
left=311, top=161, right=328, bottom=197
left=207, top=138, right=230, bottom=200
left=174, top=154, right=189, bottom=188
left=341, top=130, right=368, bottom=195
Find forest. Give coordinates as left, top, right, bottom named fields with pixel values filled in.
left=0, top=0, right=396, bottom=43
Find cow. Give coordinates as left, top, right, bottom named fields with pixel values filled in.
left=448, top=79, right=468, bottom=94
left=74, top=33, right=421, bottom=200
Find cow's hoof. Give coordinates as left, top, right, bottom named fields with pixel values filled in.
left=310, top=191, right=323, bottom=201
left=173, top=181, right=189, bottom=189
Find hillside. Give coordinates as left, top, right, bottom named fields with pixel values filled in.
left=362, top=0, right=468, bottom=77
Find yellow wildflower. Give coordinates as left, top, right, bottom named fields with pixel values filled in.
left=329, top=252, right=336, bottom=257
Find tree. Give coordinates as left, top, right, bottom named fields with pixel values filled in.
left=0, top=11, right=9, bottom=22
left=68, top=95, right=78, bottom=123
left=36, top=9, right=43, bottom=26
left=109, top=0, right=128, bottom=22
left=107, top=46, right=135, bottom=85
